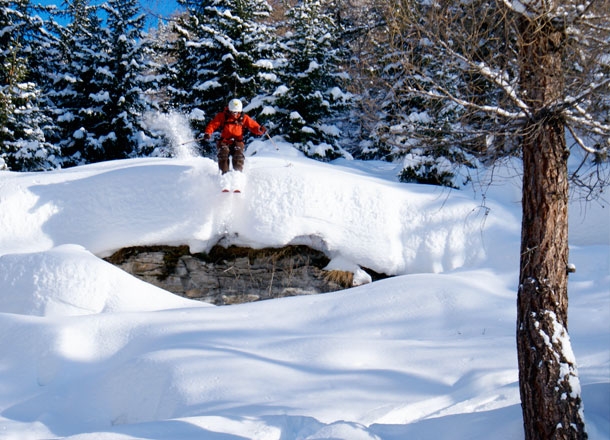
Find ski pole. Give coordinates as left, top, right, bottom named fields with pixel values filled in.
left=177, top=137, right=204, bottom=146
left=263, top=130, right=292, bottom=167
left=264, top=131, right=279, bottom=151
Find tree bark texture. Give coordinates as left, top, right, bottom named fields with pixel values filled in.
left=516, top=7, right=587, bottom=440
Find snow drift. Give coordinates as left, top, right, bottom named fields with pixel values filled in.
left=0, top=142, right=607, bottom=439
left=0, top=142, right=522, bottom=275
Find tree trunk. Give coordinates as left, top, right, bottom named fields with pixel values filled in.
left=516, top=7, right=587, bottom=440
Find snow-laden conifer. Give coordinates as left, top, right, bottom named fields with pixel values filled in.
left=100, top=0, right=157, bottom=159
left=0, top=0, right=59, bottom=171
left=49, top=0, right=107, bottom=165
left=165, top=0, right=277, bottom=143
left=266, top=0, right=352, bottom=160
left=48, top=0, right=154, bottom=166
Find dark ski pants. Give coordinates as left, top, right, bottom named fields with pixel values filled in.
left=217, top=140, right=245, bottom=174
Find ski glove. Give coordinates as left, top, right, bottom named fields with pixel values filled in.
left=203, top=133, right=211, bottom=141
left=259, top=127, right=267, bottom=136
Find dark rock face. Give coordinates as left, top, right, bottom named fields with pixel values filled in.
left=105, top=244, right=357, bottom=305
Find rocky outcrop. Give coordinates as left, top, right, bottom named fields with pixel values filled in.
left=105, top=244, right=372, bottom=305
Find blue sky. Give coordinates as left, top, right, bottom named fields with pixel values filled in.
left=138, top=0, right=182, bottom=26
left=36, top=0, right=183, bottom=29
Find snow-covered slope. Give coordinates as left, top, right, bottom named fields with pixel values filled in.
left=0, top=143, right=608, bottom=439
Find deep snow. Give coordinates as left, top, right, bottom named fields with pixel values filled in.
left=0, top=140, right=608, bottom=439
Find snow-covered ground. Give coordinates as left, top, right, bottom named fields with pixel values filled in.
left=0, top=140, right=608, bottom=439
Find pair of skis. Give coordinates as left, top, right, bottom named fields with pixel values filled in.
left=219, top=170, right=245, bottom=194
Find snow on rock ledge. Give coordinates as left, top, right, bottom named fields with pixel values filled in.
left=0, top=155, right=519, bottom=278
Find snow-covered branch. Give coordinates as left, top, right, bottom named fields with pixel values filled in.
left=565, top=107, right=610, bottom=137
left=473, top=62, right=532, bottom=117
left=412, top=17, right=532, bottom=118
left=499, top=0, right=535, bottom=18
left=560, top=78, right=610, bottom=109
left=404, top=84, right=526, bottom=120
left=566, top=123, right=608, bottom=155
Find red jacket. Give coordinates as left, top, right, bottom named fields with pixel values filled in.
left=204, top=109, right=265, bottom=141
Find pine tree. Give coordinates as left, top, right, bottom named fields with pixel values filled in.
left=49, top=0, right=154, bottom=165
left=268, top=0, right=351, bottom=159
left=100, top=0, right=156, bottom=159
left=0, top=0, right=59, bottom=171
left=355, top=0, right=499, bottom=187
left=166, top=0, right=277, bottom=139
left=27, top=4, right=65, bottom=155
left=49, top=0, right=107, bottom=165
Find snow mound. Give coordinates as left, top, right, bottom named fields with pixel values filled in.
left=0, top=245, right=202, bottom=317
left=0, top=153, right=521, bottom=276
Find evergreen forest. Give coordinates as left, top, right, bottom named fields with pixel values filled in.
left=1, top=0, right=608, bottom=192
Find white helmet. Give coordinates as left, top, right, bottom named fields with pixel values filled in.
left=228, top=99, right=243, bottom=113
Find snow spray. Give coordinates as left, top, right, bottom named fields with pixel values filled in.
left=146, top=112, right=199, bottom=159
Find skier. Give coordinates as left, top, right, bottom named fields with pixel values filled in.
left=203, top=99, right=266, bottom=174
